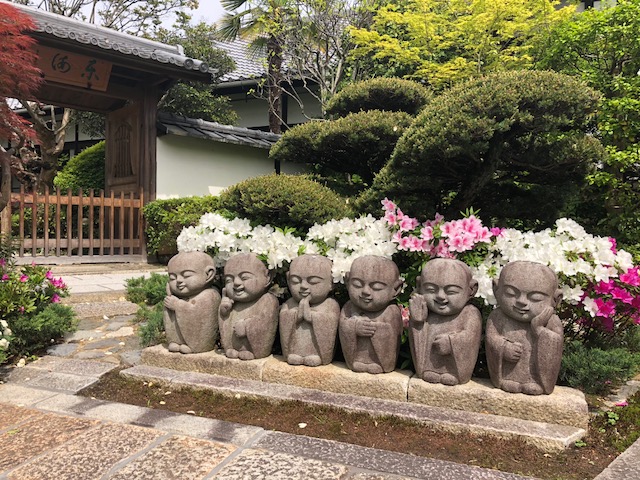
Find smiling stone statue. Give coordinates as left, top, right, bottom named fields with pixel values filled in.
left=486, top=261, right=564, bottom=395
left=219, top=252, right=279, bottom=360
left=163, top=251, right=221, bottom=354
left=279, top=255, right=340, bottom=366
left=339, top=255, right=403, bottom=374
left=409, top=258, right=482, bottom=386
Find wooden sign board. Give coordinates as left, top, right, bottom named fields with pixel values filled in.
left=36, top=45, right=112, bottom=91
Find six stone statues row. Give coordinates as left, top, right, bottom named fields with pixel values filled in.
left=163, top=251, right=564, bottom=396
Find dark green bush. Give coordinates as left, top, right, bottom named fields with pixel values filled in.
left=53, top=141, right=105, bottom=193
left=143, top=196, right=220, bottom=257
left=217, top=174, right=353, bottom=235
left=326, top=77, right=432, bottom=117
left=270, top=111, right=414, bottom=196
left=125, top=273, right=169, bottom=306
left=136, top=304, right=166, bottom=347
left=560, top=341, right=640, bottom=395
left=8, top=303, right=77, bottom=357
left=359, top=70, right=605, bottom=225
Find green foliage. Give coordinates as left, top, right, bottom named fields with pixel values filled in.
left=217, top=174, right=353, bottom=235
left=536, top=0, right=640, bottom=248
left=143, top=196, right=220, bottom=257
left=53, top=141, right=105, bottom=194
left=359, top=70, right=606, bottom=227
left=349, top=0, right=574, bottom=89
left=136, top=303, right=166, bottom=347
left=125, top=273, right=169, bottom=306
left=560, top=341, right=640, bottom=395
left=8, top=303, right=77, bottom=357
left=154, top=22, right=237, bottom=124
left=270, top=111, right=414, bottom=196
left=593, top=391, right=640, bottom=452
left=326, top=78, right=432, bottom=117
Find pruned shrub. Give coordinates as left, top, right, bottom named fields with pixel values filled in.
left=217, top=174, right=352, bottom=235
left=326, top=77, right=432, bottom=117
left=270, top=111, right=413, bottom=196
left=53, top=141, right=105, bottom=193
left=8, top=303, right=77, bottom=357
left=143, top=196, right=220, bottom=258
left=125, top=273, right=169, bottom=306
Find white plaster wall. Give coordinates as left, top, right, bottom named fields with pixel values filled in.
left=156, top=135, right=306, bottom=199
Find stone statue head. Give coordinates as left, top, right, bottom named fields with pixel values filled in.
left=167, top=251, right=216, bottom=298
left=417, top=258, right=477, bottom=316
left=223, top=252, right=271, bottom=303
left=346, top=256, right=402, bottom=312
left=493, top=261, right=562, bottom=323
left=287, top=255, right=333, bottom=305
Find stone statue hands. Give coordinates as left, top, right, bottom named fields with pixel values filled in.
left=409, top=292, right=428, bottom=323
left=296, top=296, right=313, bottom=323
left=355, top=316, right=377, bottom=337
left=531, top=305, right=555, bottom=337
left=503, top=340, right=523, bottom=363
left=432, top=333, right=452, bottom=356
left=219, top=287, right=234, bottom=317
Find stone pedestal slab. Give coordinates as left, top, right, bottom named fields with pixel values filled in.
left=263, top=356, right=412, bottom=402
left=408, top=376, right=588, bottom=429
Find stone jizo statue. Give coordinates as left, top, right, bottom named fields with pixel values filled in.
left=163, top=251, right=221, bottom=354
left=219, top=253, right=279, bottom=360
left=339, top=255, right=403, bottom=374
left=280, top=255, right=340, bottom=366
left=486, top=261, right=564, bottom=395
left=409, top=258, right=482, bottom=386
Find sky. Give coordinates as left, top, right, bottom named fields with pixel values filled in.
left=190, top=1, right=226, bottom=24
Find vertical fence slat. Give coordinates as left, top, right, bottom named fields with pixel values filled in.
left=89, top=189, right=95, bottom=256
left=99, top=190, right=105, bottom=256
left=128, top=191, right=135, bottom=254
left=109, top=190, right=115, bottom=255
left=18, top=185, right=25, bottom=257
left=138, top=187, right=144, bottom=254
left=44, top=186, right=50, bottom=257
left=77, top=188, right=83, bottom=257
left=119, top=191, right=125, bottom=255
left=55, top=188, right=61, bottom=256
left=66, top=189, right=72, bottom=257
left=30, top=190, right=37, bottom=256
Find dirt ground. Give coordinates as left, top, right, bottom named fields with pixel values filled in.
left=81, top=370, right=628, bottom=480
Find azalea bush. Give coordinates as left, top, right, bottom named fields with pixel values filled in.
left=0, top=258, right=76, bottom=360
left=0, top=319, right=12, bottom=364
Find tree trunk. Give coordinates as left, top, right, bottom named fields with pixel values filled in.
left=267, top=35, right=283, bottom=135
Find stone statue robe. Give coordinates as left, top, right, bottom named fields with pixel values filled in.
left=339, top=302, right=403, bottom=373
left=279, top=298, right=340, bottom=365
left=219, top=292, right=279, bottom=359
left=409, top=304, right=481, bottom=384
left=486, top=310, right=564, bottom=394
left=163, top=287, right=221, bottom=353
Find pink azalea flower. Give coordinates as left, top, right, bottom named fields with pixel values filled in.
left=611, top=286, right=634, bottom=305
left=400, top=305, right=410, bottom=329
left=475, top=226, right=492, bottom=243
left=490, top=227, right=505, bottom=237
left=632, top=296, right=640, bottom=309
left=614, top=401, right=628, bottom=407
left=381, top=198, right=396, bottom=212
left=392, top=231, right=404, bottom=244
left=52, top=278, right=66, bottom=289
left=384, top=211, right=398, bottom=226
left=398, top=215, right=419, bottom=232
left=19, top=275, right=28, bottom=283
left=0, top=258, right=5, bottom=267
left=425, top=213, right=444, bottom=228
left=51, top=294, right=61, bottom=303
left=440, top=220, right=459, bottom=238
left=595, top=298, right=616, bottom=318
left=599, top=316, right=614, bottom=332
left=19, top=306, right=25, bottom=313
left=609, top=237, right=617, bottom=254
left=420, top=225, right=434, bottom=241
left=620, top=267, right=640, bottom=287
left=45, top=270, right=54, bottom=280
left=595, top=280, right=615, bottom=295
left=1, top=274, right=8, bottom=281
left=433, top=241, right=455, bottom=259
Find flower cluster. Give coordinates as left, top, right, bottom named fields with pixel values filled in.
left=307, top=215, right=396, bottom=283
left=382, top=198, right=495, bottom=263
left=0, top=318, right=12, bottom=363
left=177, top=213, right=315, bottom=271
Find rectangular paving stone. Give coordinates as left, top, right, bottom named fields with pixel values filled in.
left=30, top=356, right=117, bottom=376
left=254, top=432, right=533, bottom=480
left=7, top=422, right=162, bottom=480
left=0, top=411, right=98, bottom=471
left=594, top=436, right=640, bottom=480
left=108, top=435, right=236, bottom=480
left=24, top=371, right=98, bottom=393
left=0, top=384, right=59, bottom=406
left=5, top=366, right=49, bottom=385
left=211, top=448, right=350, bottom=480
left=0, top=403, right=40, bottom=430
left=153, top=412, right=263, bottom=446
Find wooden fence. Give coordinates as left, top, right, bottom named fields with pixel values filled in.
left=1, top=186, right=145, bottom=264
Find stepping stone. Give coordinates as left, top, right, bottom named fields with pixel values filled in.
left=47, top=344, right=79, bottom=357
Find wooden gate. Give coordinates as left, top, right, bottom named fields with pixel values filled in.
left=2, top=186, right=145, bottom=264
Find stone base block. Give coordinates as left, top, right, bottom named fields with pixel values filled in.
left=408, top=376, right=588, bottom=429
left=262, top=357, right=412, bottom=402
left=140, top=344, right=270, bottom=381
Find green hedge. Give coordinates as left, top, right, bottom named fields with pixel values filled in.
left=143, top=196, right=220, bottom=258
left=53, top=141, right=105, bottom=193
left=217, top=174, right=353, bottom=235
left=326, top=77, right=432, bottom=118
